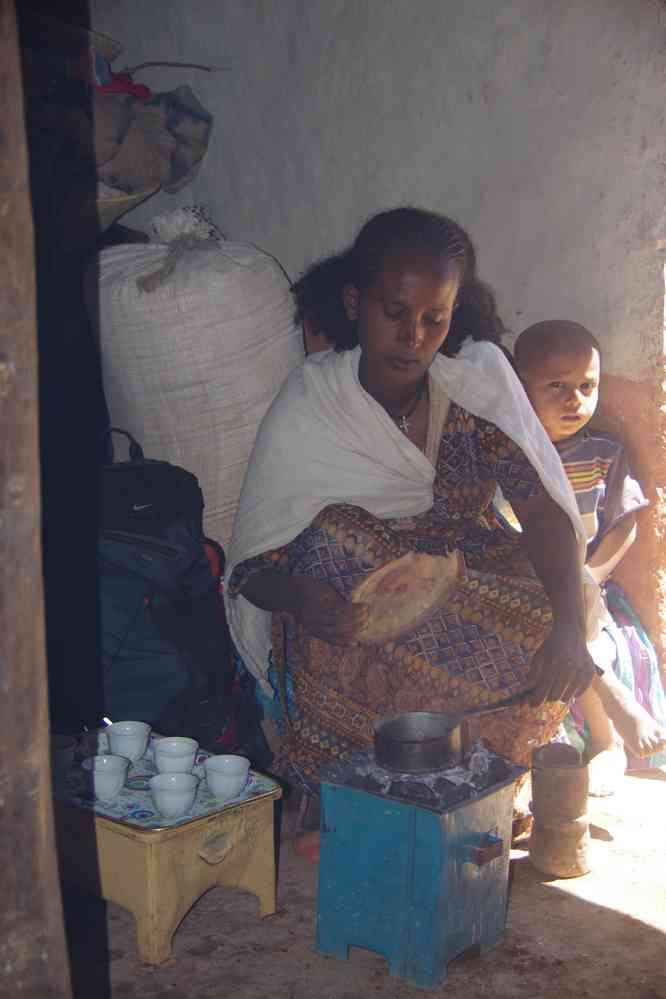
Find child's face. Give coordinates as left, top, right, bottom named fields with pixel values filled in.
left=521, top=346, right=600, bottom=443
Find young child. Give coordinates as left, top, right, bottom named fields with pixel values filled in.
left=512, top=320, right=666, bottom=786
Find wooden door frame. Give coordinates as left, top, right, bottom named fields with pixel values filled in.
left=0, top=1, right=72, bottom=994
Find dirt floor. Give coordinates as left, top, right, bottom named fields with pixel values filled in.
left=62, top=772, right=666, bottom=999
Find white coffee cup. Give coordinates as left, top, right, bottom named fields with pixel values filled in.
left=50, top=734, right=77, bottom=778
left=153, top=737, right=199, bottom=774
left=204, top=755, right=250, bottom=802
left=81, top=755, right=129, bottom=800
left=149, top=772, right=198, bottom=818
left=106, top=721, right=151, bottom=762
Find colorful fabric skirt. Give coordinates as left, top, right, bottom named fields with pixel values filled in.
left=567, top=581, right=666, bottom=768
left=269, top=504, right=567, bottom=777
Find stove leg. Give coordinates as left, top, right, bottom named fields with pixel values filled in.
left=315, top=925, right=349, bottom=962
left=479, top=929, right=504, bottom=953
left=401, top=955, right=447, bottom=988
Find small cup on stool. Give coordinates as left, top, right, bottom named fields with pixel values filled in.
left=149, top=772, right=198, bottom=818
left=153, top=736, right=199, bottom=774
left=81, top=754, right=130, bottom=800
left=204, top=755, right=250, bottom=802
left=106, top=721, right=151, bottom=763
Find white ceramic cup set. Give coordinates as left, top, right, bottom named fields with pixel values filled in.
left=103, top=720, right=152, bottom=762
left=81, top=720, right=151, bottom=802
left=81, top=754, right=130, bottom=800
left=153, top=736, right=199, bottom=773
left=79, top=720, right=250, bottom=819
left=204, top=755, right=251, bottom=802
left=149, top=751, right=251, bottom=819
left=149, top=735, right=200, bottom=818
left=149, top=734, right=250, bottom=812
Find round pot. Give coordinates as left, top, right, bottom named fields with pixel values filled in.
left=373, top=689, right=531, bottom=774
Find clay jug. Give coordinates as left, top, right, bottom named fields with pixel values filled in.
left=529, top=743, right=591, bottom=878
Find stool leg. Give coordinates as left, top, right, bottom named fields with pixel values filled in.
left=399, top=955, right=446, bottom=989
left=235, top=803, right=278, bottom=917
left=133, top=897, right=181, bottom=966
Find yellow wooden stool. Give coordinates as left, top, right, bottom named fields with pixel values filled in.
left=55, top=782, right=282, bottom=965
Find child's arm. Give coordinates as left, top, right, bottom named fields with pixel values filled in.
left=586, top=512, right=637, bottom=585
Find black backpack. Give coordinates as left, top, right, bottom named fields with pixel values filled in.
left=98, top=429, right=234, bottom=750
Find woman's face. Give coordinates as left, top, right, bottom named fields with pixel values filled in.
left=343, top=248, right=460, bottom=391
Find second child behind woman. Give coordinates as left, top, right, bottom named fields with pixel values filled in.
left=513, top=320, right=666, bottom=783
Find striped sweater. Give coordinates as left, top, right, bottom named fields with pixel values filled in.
left=555, top=429, right=648, bottom=550
left=494, top=428, right=648, bottom=551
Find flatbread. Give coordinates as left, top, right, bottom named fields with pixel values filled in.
left=351, top=550, right=463, bottom=644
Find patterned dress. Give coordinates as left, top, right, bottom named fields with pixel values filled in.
left=229, top=402, right=568, bottom=777
left=556, top=429, right=647, bottom=547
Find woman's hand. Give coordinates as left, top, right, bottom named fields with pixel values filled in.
left=294, top=577, right=369, bottom=645
left=240, top=568, right=368, bottom=645
left=527, top=622, right=597, bottom=706
left=512, top=492, right=596, bottom=706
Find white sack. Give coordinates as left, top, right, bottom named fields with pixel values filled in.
left=93, top=240, right=304, bottom=548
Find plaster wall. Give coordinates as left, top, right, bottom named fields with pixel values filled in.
left=90, top=1, right=666, bottom=645
left=92, top=0, right=665, bottom=379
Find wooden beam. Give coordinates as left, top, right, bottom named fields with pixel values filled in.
left=0, top=1, right=72, bottom=994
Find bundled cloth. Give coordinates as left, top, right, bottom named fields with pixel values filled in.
left=96, top=85, right=213, bottom=193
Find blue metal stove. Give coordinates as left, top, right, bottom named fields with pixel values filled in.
left=314, top=750, right=525, bottom=988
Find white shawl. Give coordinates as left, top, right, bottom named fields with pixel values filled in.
left=225, top=340, right=586, bottom=689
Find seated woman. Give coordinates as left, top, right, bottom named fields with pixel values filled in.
left=225, top=207, right=596, bottom=850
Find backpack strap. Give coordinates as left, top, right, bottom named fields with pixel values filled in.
left=101, top=427, right=145, bottom=463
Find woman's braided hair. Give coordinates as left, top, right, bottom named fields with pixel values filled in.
left=292, top=207, right=504, bottom=356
